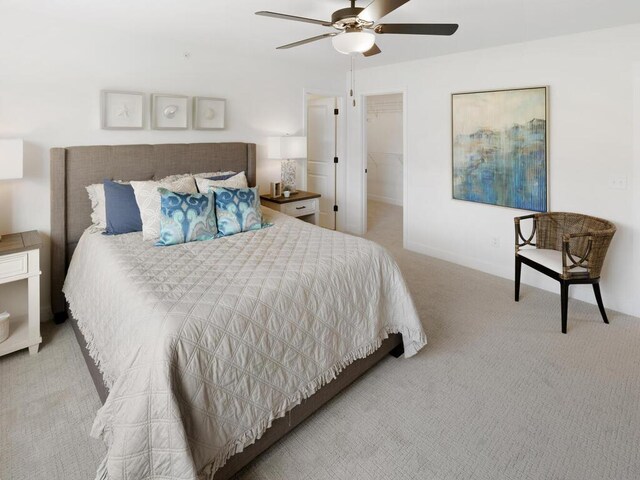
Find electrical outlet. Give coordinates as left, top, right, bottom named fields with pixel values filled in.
left=608, top=175, right=628, bottom=190
left=490, top=236, right=501, bottom=248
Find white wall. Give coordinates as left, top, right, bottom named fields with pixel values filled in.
left=347, top=24, right=640, bottom=317
left=0, top=10, right=342, bottom=320
left=366, top=94, right=403, bottom=206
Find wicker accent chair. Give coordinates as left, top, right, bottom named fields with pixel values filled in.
left=514, top=212, right=616, bottom=333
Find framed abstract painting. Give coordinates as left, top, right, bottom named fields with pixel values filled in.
left=451, top=86, right=548, bottom=212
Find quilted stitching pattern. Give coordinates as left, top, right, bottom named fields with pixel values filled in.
left=63, top=210, right=426, bottom=480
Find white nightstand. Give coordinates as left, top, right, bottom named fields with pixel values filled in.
left=0, top=231, right=41, bottom=356
left=260, top=191, right=321, bottom=225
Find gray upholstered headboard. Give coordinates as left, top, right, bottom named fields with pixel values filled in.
left=50, top=142, right=256, bottom=319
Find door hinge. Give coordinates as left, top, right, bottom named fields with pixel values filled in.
left=333, top=205, right=339, bottom=212
left=365, top=168, right=368, bottom=173
left=334, top=157, right=339, bottom=164
left=334, top=108, right=339, bottom=115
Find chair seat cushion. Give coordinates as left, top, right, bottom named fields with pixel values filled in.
left=518, top=247, right=588, bottom=274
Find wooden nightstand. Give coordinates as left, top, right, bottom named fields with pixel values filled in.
left=260, top=191, right=321, bottom=225
left=0, top=231, right=41, bottom=356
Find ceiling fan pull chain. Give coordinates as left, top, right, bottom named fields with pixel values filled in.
left=351, top=54, right=356, bottom=107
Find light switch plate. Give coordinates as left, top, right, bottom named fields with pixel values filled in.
left=608, top=175, right=627, bottom=190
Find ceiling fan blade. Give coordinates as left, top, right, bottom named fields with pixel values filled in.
left=276, top=33, right=337, bottom=50
left=256, top=11, right=333, bottom=27
left=375, top=23, right=459, bottom=35
left=358, top=0, right=411, bottom=23
left=363, top=44, right=382, bottom=57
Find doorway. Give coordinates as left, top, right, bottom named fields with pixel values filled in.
left=363, top=93, right=404, bottom=248
left=306, top=93, right=340, bottom=230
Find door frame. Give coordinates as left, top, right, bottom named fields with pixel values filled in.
left=303, top=88, right=347, bottom=231
left=360, top=87, right=409, bottom=247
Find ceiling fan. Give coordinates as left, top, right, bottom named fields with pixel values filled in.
left=255, top=0, right=458, bottom=57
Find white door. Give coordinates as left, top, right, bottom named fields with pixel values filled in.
left=307, top=96, right=337, bottom=230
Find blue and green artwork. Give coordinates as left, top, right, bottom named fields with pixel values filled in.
left=452, top=87, right=548, bottom=212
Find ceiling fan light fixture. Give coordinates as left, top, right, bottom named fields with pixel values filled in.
left=331, top=31, right=376, bottom=55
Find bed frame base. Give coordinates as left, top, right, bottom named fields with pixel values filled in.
left=68, top=313, right=109, bottom=403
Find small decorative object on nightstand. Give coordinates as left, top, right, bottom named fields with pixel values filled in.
left=0, top=231, right=41, bottom=356
left=270, top=181, right=282, bottom=197
left=261, top=190, right=320, bottom=226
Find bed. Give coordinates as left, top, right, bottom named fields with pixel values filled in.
left=50, top=143, right=426, bottom=480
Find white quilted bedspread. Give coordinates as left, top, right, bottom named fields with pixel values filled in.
left=63, top=208, right=426, bottom=480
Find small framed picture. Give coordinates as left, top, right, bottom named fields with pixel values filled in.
left=151, top=94, right=189, bottom=130
left=193, top=97, right=226, bottom=130
left=101, top=90, right=145, bottom=130
left=270, top=181, right=282, bottom=197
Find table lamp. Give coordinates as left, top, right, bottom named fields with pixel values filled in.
left=267, top=136, right=307, bottom=193
left=0, top=139, right=24, bottom=241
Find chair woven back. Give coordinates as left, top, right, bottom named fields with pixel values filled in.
left=535, top=212, right=616, bottom=278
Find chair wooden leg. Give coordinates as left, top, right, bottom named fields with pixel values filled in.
left=561, top=281, right=569, bottom=334
left=592, top=283, right=610, bottom=324
left=515, top=256, right=521, bottom=302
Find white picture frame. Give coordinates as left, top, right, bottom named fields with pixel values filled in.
left=193, top=97, right=226, bottom=130
left=151, top=94, right=189, bottom=130
left=101, top=90, right=145, bottom=130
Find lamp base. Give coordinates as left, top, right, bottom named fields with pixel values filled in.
left=281, top=158, right=297, bottom=192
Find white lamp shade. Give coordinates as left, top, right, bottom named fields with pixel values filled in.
left=267, top=136, right=307, bottom=159
left=0, top=139, right=23, bottom=180
left=332, top=31, right=376, bottom=55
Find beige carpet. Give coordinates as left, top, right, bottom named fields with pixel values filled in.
left=0, top=321, right=106, bottom=479
left=2, top=200, right=640, bottom=479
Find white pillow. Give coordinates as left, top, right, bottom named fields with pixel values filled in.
left=131, top=176, right=197, bottom=241
left=86, top=184, right=106, bottom=229
left=195, top=171, right=248, bottom=193
left=160, top=171, right=236, bottom=183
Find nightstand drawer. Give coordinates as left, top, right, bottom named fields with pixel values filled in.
left=283, top=199, right=316, bottom=217
left=0, top=252, right=28, bottom=280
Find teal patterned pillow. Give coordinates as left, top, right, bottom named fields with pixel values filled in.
left=212, top=187, right=265, bottom=236
left=155, top=188, right=217, bottom=246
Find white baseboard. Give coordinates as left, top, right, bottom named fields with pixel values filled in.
left=405, top=240, right=512, bottom=280
left=404, top=239, right=636, bottom=317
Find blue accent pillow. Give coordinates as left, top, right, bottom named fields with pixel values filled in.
left=104, top=180, right=142, bottom=235
left=155, top=188, right=217, bottom=246
left=212, top=187, right=265, bottom=236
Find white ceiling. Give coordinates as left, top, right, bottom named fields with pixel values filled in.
left=7, top=0, right=640, bottom=70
